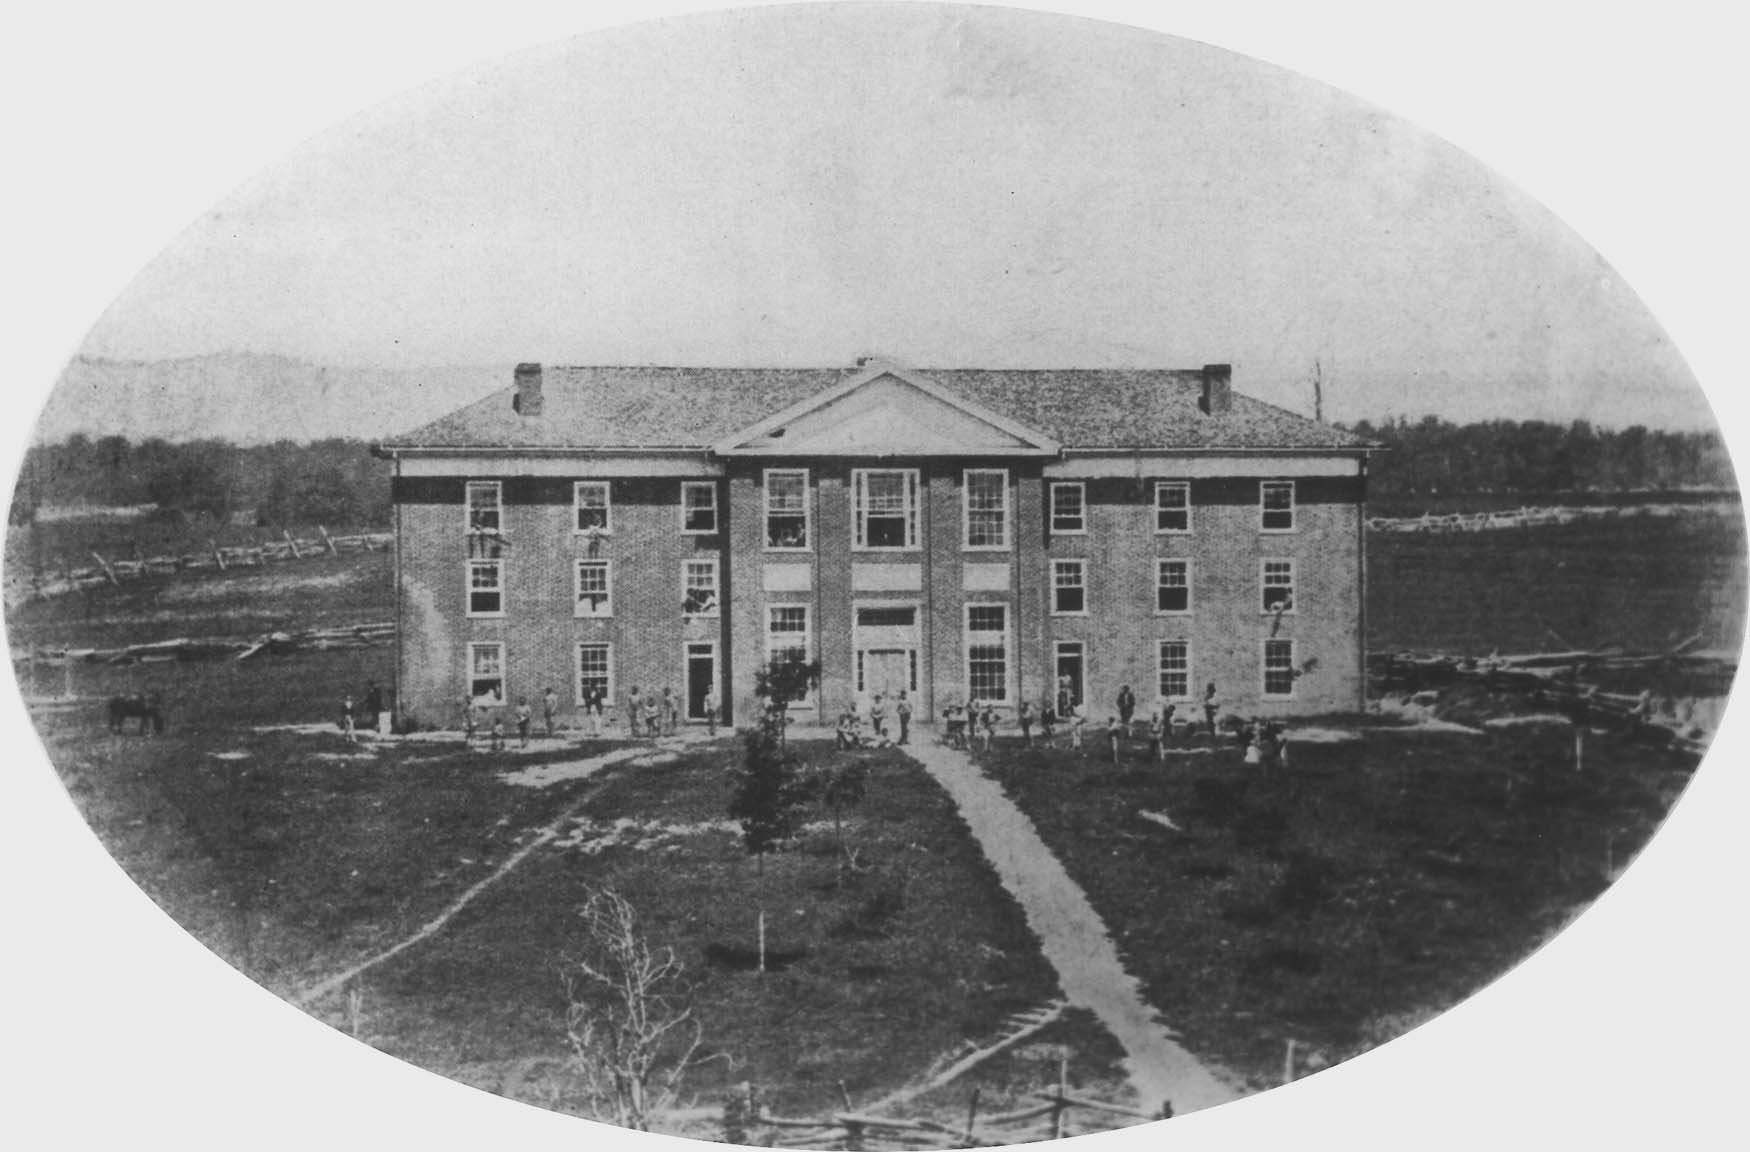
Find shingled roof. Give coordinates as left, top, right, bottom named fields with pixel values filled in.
left=383, top=365, right=1376, bottom=452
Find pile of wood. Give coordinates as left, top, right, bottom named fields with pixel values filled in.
left=25, top=621, right=395, bottom=667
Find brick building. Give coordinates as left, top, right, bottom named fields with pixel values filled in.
left=376, top=359, right=1378, bottom=731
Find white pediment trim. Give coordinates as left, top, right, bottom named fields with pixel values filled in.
left=712, top=360, right=1060, bottom=457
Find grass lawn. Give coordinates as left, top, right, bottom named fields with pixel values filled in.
left=968, top=705, right=1698, bottom=1091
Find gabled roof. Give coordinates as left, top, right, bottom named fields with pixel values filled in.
left=383, top=364, right=1377, bottom=452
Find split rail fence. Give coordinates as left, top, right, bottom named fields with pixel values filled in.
left=1366, top=500, right=1734, bottom=534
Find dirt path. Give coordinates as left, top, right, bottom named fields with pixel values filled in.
left=901, top=741, right=1238, bottom=1116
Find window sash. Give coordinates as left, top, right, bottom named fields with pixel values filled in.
left=468, top=642, right=505, bottom=705
left=1157, top=559, right=1191, bottom=614
left=1261, top=481, right=1296, bottom=531
left=1158, top=641, right=1191, bottom=700
left=681, top=482, right=717, bottom=533
left=466, top=481, right=502, bottom=533
left=575, top=481, right=611, bottom=532
left=576, top=643, right=614, bottom=704
left=1050, top=482, right=1085, bottom=533
left=964, top=604, right=1010, bottom=702
left=1051, top=560, right=1086, bottom=614
left=963, top=469, right=1010, bottom=549
left=855, top=469, right=918, bottom=550
left=1263, top=639, right=1296, bottom=696
left=766, top=606, right=812, bottom=704
left=682, top=559, right=720, bottom=617
left=575, top=561, right=612, bottom=617
left=1262, top=560, right=1295, bottom=613
left=764, top=469, right=810, bottom=550
left=467, top=559, right=503, bottom=616
left=1155, top=481, right=1191, bottom=533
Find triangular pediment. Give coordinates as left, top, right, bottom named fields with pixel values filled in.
left=714, top=363, right=1058, bottom=457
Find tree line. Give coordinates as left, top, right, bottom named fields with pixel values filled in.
left=9, top=435, right=393, bottom=528
left=1342, top=417, right=1735, bottom=512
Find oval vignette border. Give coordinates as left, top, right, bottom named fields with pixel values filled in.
left=2, top=4, right=1745, bottom=1152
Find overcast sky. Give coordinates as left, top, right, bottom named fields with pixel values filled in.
left=74, top=4, right=1709, bottom=430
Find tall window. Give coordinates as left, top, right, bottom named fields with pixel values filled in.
left=466, top=481, right=501, bottom=533
left=467, top=559, right=503, bottom=616
left=855, top=469, right=919, bottom=550
left=574, top=560, right=612, bottom=617
left=1159, top=641, right=1191, bottom=700
left=1051, top=559, right=1086, bottom=614
left=764, top=469, right=809, bottom=550
left=1262, top=560, right=1295, bottom=613
left=1263, top=639, right=1296, bottom=697
left=965, top=604, right=1010, bottom=703
left=468, top=642, right=504, bottom=705
left=682, top=559, right=720, bottom=617
left=767, top=606, right=811, bottom=704
left=1155, top=481, right=1191, bottom=533
left=575, top=481, right=611, bottom=532
left=576, top=643, right=613, bottom=704
left=963, top=468, right=1010, bottom=549
left=1050, top=482, right=1085, bottom=534
left=1261, top=481, right=1296, bottom=531
left=681, top=482, right=717, bottom=533
left=1156, top=559, right=1191, bottom=614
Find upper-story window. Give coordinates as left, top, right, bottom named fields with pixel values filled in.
left=682, top=558, right=720, bottom=618
left=854, top=469, right=919, bottom=550
left=575, top=560, right=612, bottom=618
left=1157, top=559, right=1191, bottom=614
left=467, top=559, right=504, bottom=617
left=1050, top=482, right=1085, bottom=534
left=765, top=469, right=810, bottom=550
left=963, top=468, right=1010, bottom=549
left=681, top=482, right=717, bottom=534
left=1261, top=481, right=1296, bottom=532
left=575, top=481, right=611, bottom=533
left=1051, top=559, right=1087, bottom=615
left=466, top=481, right=501, bottom=534
left=1262, top=559, right=1296, bottom=613
left=1155, top=481, right=1191, bottom=533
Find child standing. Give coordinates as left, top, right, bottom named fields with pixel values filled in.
left=461, top=698, right=478, bottom=744
left=895, top=691, right=912, bottom=746
left=703, top=686, right=719, bottom=736
left=514, top=697, right=533, bottom=748
left=340, top=694, right=357, bottom=743
left=1067, top=705, right=1085, bottom=753
left=1017, top=699, right=1034, bottom=747
left=489, top=713, right=505, bottom=752
left=1106, top=716, right=1121, bottom=764
left=980, top=703, right=997, bottom=752
left=1147, top=712, right=1165, bottom=763
left=1039, top=695, right=1057, bottom=745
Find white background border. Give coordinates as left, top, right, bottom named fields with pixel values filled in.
left=2, top=4, right=1745, bottom=1150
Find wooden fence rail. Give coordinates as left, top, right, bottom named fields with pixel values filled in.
left=1366, top=500, right=1735, bottom=534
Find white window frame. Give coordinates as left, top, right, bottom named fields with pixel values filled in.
left=766, top=605, right=813, bottom=706
left=574, top=560, right=613, bottom=618
left=466, top=558, right=504, bottom=618
left=1263, top=638, right=1297, bottom=698
left=854, top=468, right=921, bottom=552
left=1154, top=481, right=1192, bottom=534
left=963, top=602, right=1012, bottom=704
left=1049, top=482, right=1086, bottom=534
left=465, top=480, right=502, bottom=534
left=1051, top=559, right=1087, bottom=616
left=1158, top=640, right=1192, bottom=701
left=1156, top=558, right=1193, bottom=616
left=680, top=481, right=718, bottom=534
left=764, top=468, right=811, bottom=552
left=682, top=558, right=721, bottom=618
left=574, top=481, right=612, bottom=533
left=575, top=641, right=615, bottom=706
left=468, top=642, right=505, bottom=706
left=1261, top=480, right=1297, bottom=533
left=962, top=468, right=1011, bottom=551
left=1261, top=558, right=1296, bottom=615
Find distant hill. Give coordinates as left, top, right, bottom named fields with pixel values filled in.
left=40, top=353, right=507, bottom=445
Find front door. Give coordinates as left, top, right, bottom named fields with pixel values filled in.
left=862, top=648, right=911, bottom=699
left=1055, top=643, right=1085, bottom=710
left=686, top=643, right=716, bottom=721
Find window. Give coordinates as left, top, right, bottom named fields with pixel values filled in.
left=468, top=642, right=504, bottom=706
left=681, top=482, right=717, bottom=533
left=576, top=642, right=613, bottom=705
left=574, top=560, right=612, bottom=618
left=854, top=469, right=919, bottom=550
left=467, top=559, right=503, bottom=616
left=963, top=468, right=1010, bottom=549
left=764, top=469, right=810, bottom=550
left=856, top=606, right=916, bottom=628
left=1159, top=641, right=1191, bottom=700
left=682, top=559, right=720, bottom=617
left=1156, top=559, right=1191, bottom=614
left=1050, top=482, right=1085, bottom=534
left=1051, top=559, right=1086, bottom=615
left=965, top=604, right=1010, bottom=703
left=1262, top=560, right=1295, bottom=613
left=1264, top=639, right=1296, bottom=697
left=767, top=606, right=812, bottom=704
left=1155, top=481, right=1191, bottom=533
left=466, top=481, right=501, bottom=534
left=575, top=481, right=611, bottom=532
left=1261, top=481, right=1296, bottom=531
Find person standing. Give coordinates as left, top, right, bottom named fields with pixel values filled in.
left=895, top=690, right=912, bottom=746
left=1039, top=694, right=1057, bottom=745
left=582, top=682, right=603, bottom=737
left=643, top=692, right=661, bottom=738
left=1056, top=676, right=1073, bottom=722
left=980, top=702, right=997, bottom=752
left=1202, top=683, right=1221, bottom=738
left=1106, top=716, right=1122, bottom=764
left=1017, top=699, right=1034, bottom=747
left=489, top=712, right=505, bottom=752
left=1147, top=711, right=1164, bottom=763
left=1067, top=704, right=1085, bottom=753
left=514, top=697, right=533, bottom=748
left=361, top=681, right=385, bottom=738
left=1117, top=685, right=1137, bottom=735
left=542, top=686, right=559, bottom=739
left=339, top=693, right=357, bottom=743
left=460, top=696, right=478, bottom=744
left=626, top=686, right=642, bottom=737
left=870, top=692, right=888, bottom=741
left=703, top=686, right=719, bottom=736
left=661, top=687, right=679, bottom=736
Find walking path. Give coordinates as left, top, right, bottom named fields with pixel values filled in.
left=901, top=741, right=1238, bottom=1116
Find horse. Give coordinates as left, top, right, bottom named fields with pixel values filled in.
left=107, top=693, right=165, bottom=735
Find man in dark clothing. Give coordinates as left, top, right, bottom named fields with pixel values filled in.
left=1116, top=685, right=1137, bottom=737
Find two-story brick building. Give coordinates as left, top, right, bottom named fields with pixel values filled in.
left=376, top=359, right=1378, bottom=731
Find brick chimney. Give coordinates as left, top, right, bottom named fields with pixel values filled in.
left=512, top=362, right=543, bottom=416
left=1199, top=364, right=1232, bottom=416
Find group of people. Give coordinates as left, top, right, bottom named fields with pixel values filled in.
left=457, top=682, right=719, bottom=749
left=835, top=689, right=914, bottom=750
left=338, top=681, right=391, bottom=742
left=460, top=686, right=564, bottom=750
left=941, top=680, right=1264, bottom=765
